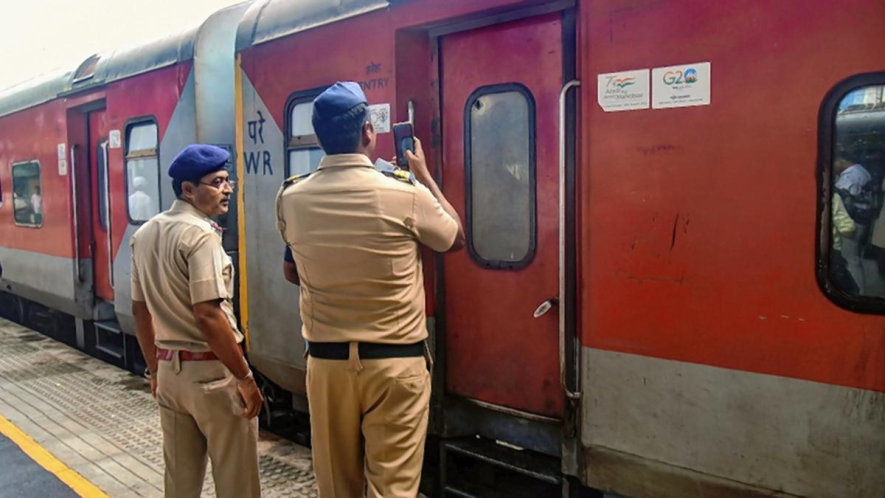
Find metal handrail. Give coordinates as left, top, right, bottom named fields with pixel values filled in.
left=559, top=79, right=581, bottom=400
left=102, top=143, right=114, bottom=289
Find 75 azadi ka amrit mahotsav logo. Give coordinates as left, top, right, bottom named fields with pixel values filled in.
left=612, top=76, right=636, bottom=89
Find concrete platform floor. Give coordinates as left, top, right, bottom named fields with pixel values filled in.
left=0, top=317, right=317, bottom=498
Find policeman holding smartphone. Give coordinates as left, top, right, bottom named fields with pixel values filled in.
left=275, top=82, right=465, bottom=497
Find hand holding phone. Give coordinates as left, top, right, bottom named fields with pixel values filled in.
left=393, top=122, right=415, bottom=169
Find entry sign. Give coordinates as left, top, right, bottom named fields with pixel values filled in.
left=652, top=62, right=711, bottom=109
left=597, top=69, right=650, bottom=112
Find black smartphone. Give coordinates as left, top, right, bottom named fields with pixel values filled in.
left=392, top=122, right=415, bottom=169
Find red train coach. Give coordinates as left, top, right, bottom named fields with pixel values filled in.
left=236, top=0, right=885, bottom=496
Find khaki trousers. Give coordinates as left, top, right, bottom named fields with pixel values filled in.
left=307, top=343, right=431, bottom=498
left=156, top=354, right=260, bottom=498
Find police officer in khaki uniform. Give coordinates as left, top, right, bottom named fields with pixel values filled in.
left=276, top=82, right=465, bottom=497
left=130, top=144, right=263, bottom=498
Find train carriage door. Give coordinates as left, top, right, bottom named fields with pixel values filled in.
left=88, top=110, right=113, bottom=301
left=441, top=12, right=570, bottom=418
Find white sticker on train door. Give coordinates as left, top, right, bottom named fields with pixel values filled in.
left=369, top=104, right=391, bottom=133
left=652, top=62, right=711, bottom=109
left=597, top=69, right=650, bottom=112
left=109, top=130, right=122, bottom=149
left=57, top=143, right=67, bottom=175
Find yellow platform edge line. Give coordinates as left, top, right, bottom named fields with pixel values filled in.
left=0, top=414, right=108, bottom=498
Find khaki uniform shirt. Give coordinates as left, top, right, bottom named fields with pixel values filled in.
left=130, top=200, right=242, bottom=352
left=276, top=154, right=459, bottom=344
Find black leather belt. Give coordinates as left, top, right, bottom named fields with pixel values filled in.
left=307, top=341, right=424, bottom=360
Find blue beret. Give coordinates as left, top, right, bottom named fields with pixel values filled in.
left=168, top=144, right=230, bottom=181
left=312, top=81, right=368, bottom=121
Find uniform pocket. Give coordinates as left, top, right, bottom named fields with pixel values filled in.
left=199, top=375, right=233, bottom=391
left=385, top=361, right=431, bottom=425
left=199, top=374, right=245, bottom=416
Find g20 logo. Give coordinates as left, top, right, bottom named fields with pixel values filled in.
left=663, top=68, right=698, bottom=85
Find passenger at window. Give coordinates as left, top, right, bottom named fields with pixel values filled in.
left=30, top=186, right=42, bottom=225
left=13, top=190, right=26, bottom=211
left=834, top=155, right=872, bottom=294
left=832, top=193, right=859, bottom=294
left=129, top=176, right=155, bottom=221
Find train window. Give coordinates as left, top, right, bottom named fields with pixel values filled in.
left=821, top=80, right=885, bottom=311
left=11, top=161, right=42, bottom=228
left=97, top=141, right=109, bottom=230
left=465, top=84, right=536, bottom=269
left=286, top=100, right=323, bottom=177
left=125, top=121, right=160, bottom=223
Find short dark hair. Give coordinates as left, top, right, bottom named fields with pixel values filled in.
left=313, top=103, right=369, bottom=154
left=172, top=179, right=185, bottom=199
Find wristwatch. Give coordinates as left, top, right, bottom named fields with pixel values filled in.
left=144, top=368, right=155, bottom=380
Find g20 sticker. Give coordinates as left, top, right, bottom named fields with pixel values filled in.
left=652, top=62, right=711, bottom=109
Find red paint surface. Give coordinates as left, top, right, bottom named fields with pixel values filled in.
left=441, top=14, right=564, bottom=416
left=579, top=0, right=885, bottom=393
left=0, top=99, right=74, bottom=257
left=240, top=9, right=394, bottom=155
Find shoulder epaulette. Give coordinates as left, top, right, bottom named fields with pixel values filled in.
left=281, top=170, right=314, bottom=188
left=380, top=168, right=415, bottom=185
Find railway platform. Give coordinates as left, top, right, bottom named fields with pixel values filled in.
left=0, top=316, right=318, bottom=498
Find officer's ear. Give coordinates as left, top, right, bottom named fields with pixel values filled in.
left=362, top=120, right=376, bottom=147
left=180, top=180, right=198, bottom=201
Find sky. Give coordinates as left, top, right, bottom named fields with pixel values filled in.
left=0, top=0, right=248, bottom=91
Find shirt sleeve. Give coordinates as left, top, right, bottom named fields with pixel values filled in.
left=833, top=194, right=857, bottom=236
left=187, top=230, right=230, bottom=304
left=411, top=181, right=459, bottom=252
left=129, top=235, right=145, bottom=302
left=284, top=246, right=294, bottom=263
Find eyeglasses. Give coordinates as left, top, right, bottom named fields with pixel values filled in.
left=200, top=178, right=237, bottom=190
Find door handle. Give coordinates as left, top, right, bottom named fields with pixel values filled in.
left=533, top=298, right=558, bottom=318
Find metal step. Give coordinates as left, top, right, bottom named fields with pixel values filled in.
left=441, top=438, right=562, bottom=497
left=94, top=320, right=124, bottom=360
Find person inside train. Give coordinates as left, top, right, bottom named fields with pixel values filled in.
left=276, top=82, right=465, bottom=498
left=30, top=186, right=42, bottom=225
left=128, top=176, right=156, bottom=221
left=130, top=145, right=262, bottom=498
left=834, top=154, right=873, bottom=294
left=832, top=192, right=859, bottom=294
left=12, top=188, right=28, bottom=223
